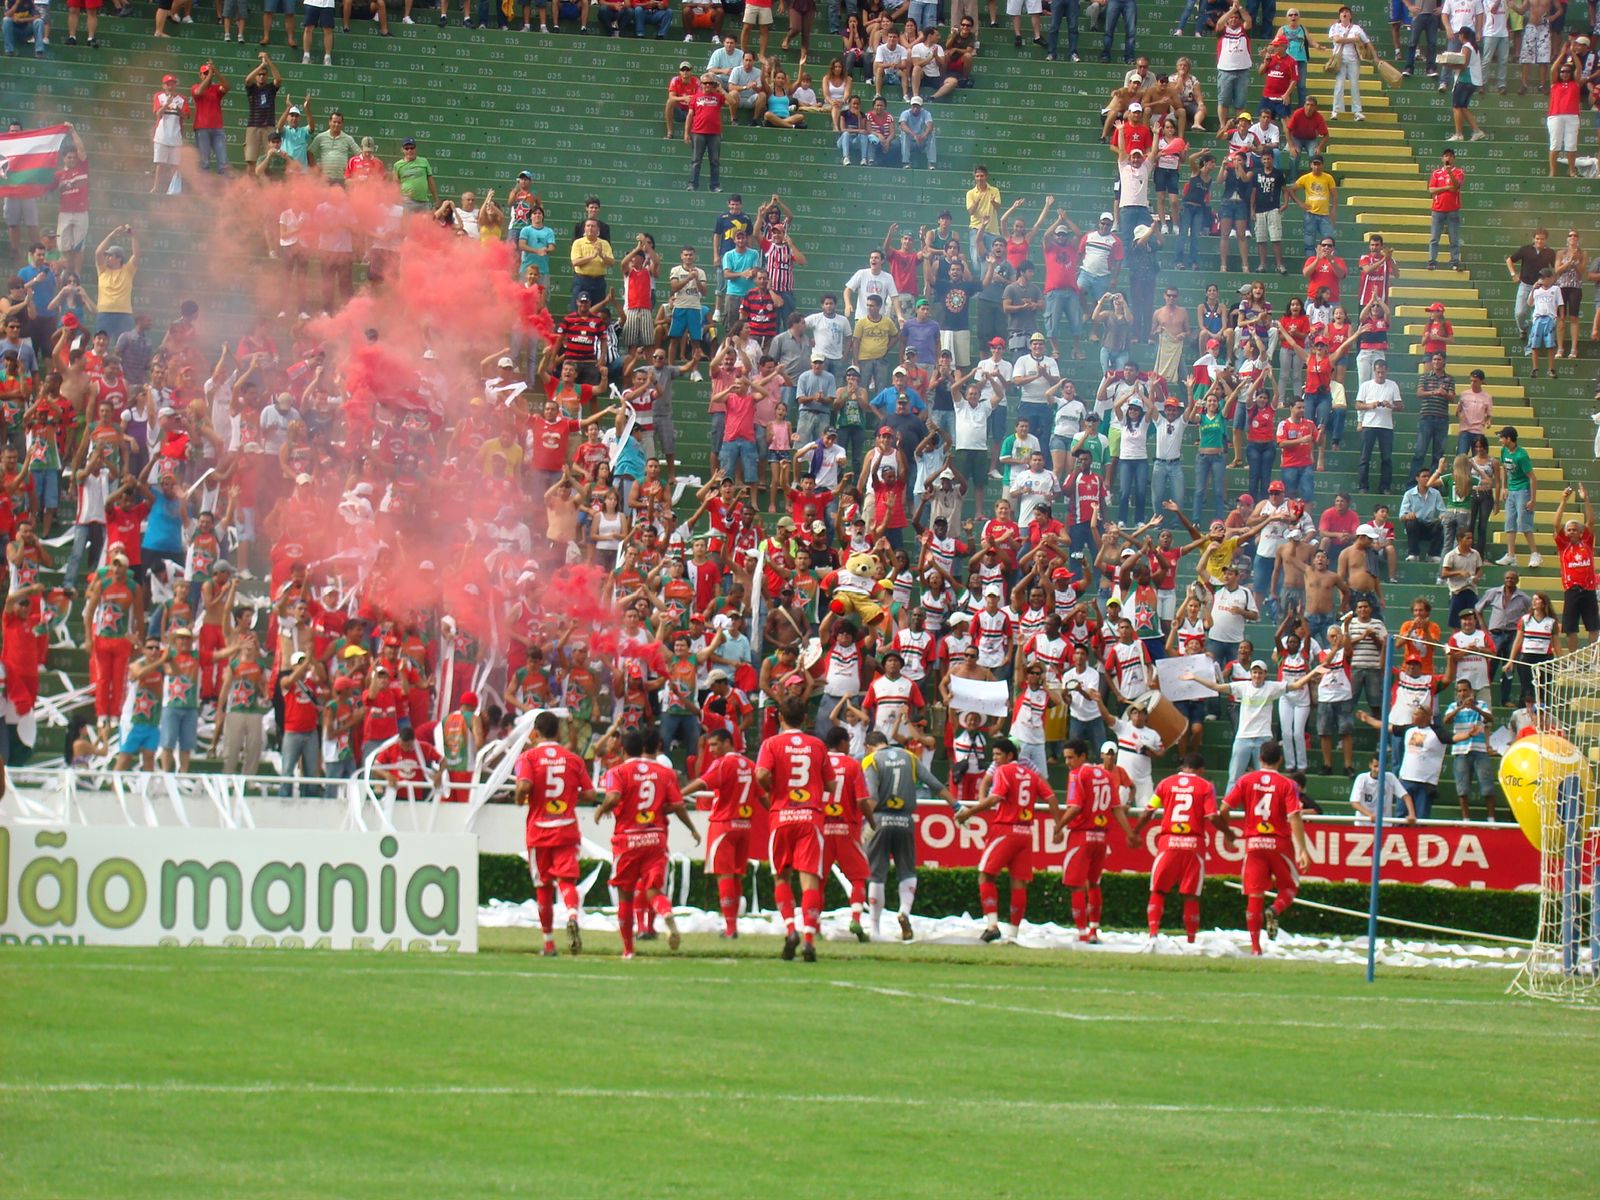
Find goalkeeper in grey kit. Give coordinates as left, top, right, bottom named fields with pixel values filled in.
left=862, top=731, right=955, bottom=942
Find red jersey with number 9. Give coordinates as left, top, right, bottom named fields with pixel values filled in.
left=1153, top=770, right=1218, bottom=851
left=701, top=751, right=762, bottom=829
left=1065, top=763, right=1119, bottom=838
left=989, top=760, right=1054, bottom=828
left=825, top=751, right=869, bottom=834
left=756, top=730, right=835, bottom=825
left=515, top=742, right=590, bottom=849
left=1223, top=769, right=1301, bottom=851
left=604, top=758, right=684, bottom=839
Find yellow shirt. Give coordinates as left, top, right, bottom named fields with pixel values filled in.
left=1197, top=536, right=1241, bottom=586
left=853, top=314, right=898, bottom=362
left=1294, top=172, right=1334, bottom=216
left=97, top=261, right=137, bottom=315
left=966, top=185, right=1001, bottom=233
left=570, top=236, right=613, bottom=278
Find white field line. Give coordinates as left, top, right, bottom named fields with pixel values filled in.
left=0, top=1080, right=1592, bottom=1128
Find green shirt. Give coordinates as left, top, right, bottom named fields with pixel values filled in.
left=1500, top=445, right=1533, bottom=492
left=255, top=150, right=291, bottom=181
left=1198, top=411, right=1227, bottom=451
left=308, top=130, right=360, bottom=183
left=394, top=156, right=435, bottom=204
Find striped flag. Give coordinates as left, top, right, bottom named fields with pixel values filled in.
left=0, top=124, right=69, bottom=200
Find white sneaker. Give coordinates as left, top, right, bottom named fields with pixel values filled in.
left=842, top=156, right=850, bottom=165
left=1444, top=133, right=1463, bottom=142
left=1496, top=553, right=1517, bottom=566
left=402, top=14, right=415, bottom=22
left=1527, top=553, right=1543, bottom=567
left=988, top=468, right=1003, bottom=480
left=302, top=51, right=311, bottom=62
left=323, top=54, right=333, bottom=65
left=1469, top=129, right=1488, bottom=141
left=683, top=32, right=693, bottom=40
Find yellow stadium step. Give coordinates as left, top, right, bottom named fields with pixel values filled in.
left=1340, top=175, right=1428, bottom=191
left=1401, top=324, right=1500, bottom=339
left=1397, top=304, right=1489, bottom=319
left=1323, top=143, right=1412, bottom=159
left=1392, top=285, right=1481, bottom=301
left=1358, top=212, right=1437, bottom=228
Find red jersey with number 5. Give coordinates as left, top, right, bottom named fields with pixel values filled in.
left=1065, top=763, right=1119, bottom=838
left=1223, top=769, right=1300, bottom=851
left=756, top=730, right=835, bottom=825
left=604, top=758, right=684, bottom=837
left=515, top=742, right=589, bottom=849
left=1153, top=770, right=1218, bottom=852
left=825, top=751, right=869, bottom=834
left=988, top=760, right=1054, bottom=828
left=701, top=751, right=762, bottom=829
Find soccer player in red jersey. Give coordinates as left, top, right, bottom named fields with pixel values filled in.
left=1219, top=740, right=1311, bottom=955
left=595, top=730, right=700, bottom=959
left=754, top=697, right=836, bottom=961
left=513, top=711, right=594, bottom=957
left=1053, top=739, right=1134, bottom=944
left=823, top=726, right=875, bottom=942
left=1134, top=752, right=1227, bottom=946
left=954, top=735, right=1056, bottom=943
left=681, top=726, right=766, bottom=938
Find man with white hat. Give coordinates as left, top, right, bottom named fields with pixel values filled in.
left=897, top=95, right=937, bottom=169
left=1184, top=656, right=1324, bottom=792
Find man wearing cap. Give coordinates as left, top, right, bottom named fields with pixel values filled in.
left=1187, top=657, right=1323, bottom=792
left=1076, top=213, right=1122, bottom=308
left=897, top=95, right=937, bottom=170
left=392, top=137, right=438, bottom=209
left=1425, top=146, right=1466, bottom=271
left=159, top=627, right=203, bottom=772
left=1010, top=331, right=1059, bottom=437
left=664, top=60, right=702, bottom=138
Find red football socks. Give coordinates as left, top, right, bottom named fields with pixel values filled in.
left=775, top=879, right=796, bottom=934
left=979, top=880, right=999, bottom=920
left=1273, top=886, right=1297, bottom=917
left=1183, top=899, right=1200, bottom=943
left=1070, top=890, right=1088, bottom=934
left=1008, top=886, right=1027, bottom=929
left=557, top=881, right=579, bottom=913
left=1246, top=895, right=1265, bottom=954
left=717, top=876, right=741, bottom=936
left=651, top=893, right=672, bottom=920
left=1086, top=886, right=1102, bottom=931
left=617, top=898, right=635, bottom=956
left=801, top=887, right=822, bottom=939
left=1147, top=895, right=1165, bottom=937
left=535, top=885, right=554, bottom=937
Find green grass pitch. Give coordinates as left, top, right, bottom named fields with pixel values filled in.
left=3, top=930, right=1597, bottom=1198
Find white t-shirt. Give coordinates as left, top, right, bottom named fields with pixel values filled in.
left=1217, top=26, right=1253, bottom=69
left=1009, top=468, right=1058, bottom=527
left=1349, top=771, right=1408, bottom=820
left=1011, top=352, right=1060, bottom=403
left=1442, top=0, right=1483, bottom=34
left=1398, top=726, right=1447, bottom=784
left=1079, top=231, right=1120, bottom=278
left=1210, top=585, right=1256, bottom=643
left=1116, top=411, right=1152, bottom=461
left=1112, top=717, right=1163, bottom=801
left=845, top=267, right=899, bottom=309
left=1328, top=20, right=1370, bottom=64
left=1152, top=412, right=1188, bottom=460
left=874, top=43, right=910, bottom=69
left=1052, top=395, right=1087, bottom=440
left=953, top=398, right=993, bottom=451
left=1448, top=629, right=1493, bottom=690
left=1356, top=379, right=1400, bottom=429
left=1229, top=680, right=1287, bottom=740
left=1061, top=665, right=1101, bottom=720
left=809, top=442, right=849, bottom=489
left=1483, top=0, right=1508, bottom=38
left=804, top=311, right=850, bottom=360
left=1118, top=159, right=1154, bottom=211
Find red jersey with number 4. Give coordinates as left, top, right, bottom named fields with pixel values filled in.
left=701, top=751, right=761, bottom=828
left=988, top=760, right=1054, bottom=828
left=756, top=730, right=835, bottom=825
left=1153, top=770, right=1218, bottom=852
left=516, top=741, right=589, bottom=848
left=1223, top=769, right=1300, bottom=851
left=1065, top=763, right=1119, bottom=838
left=825, top=751, right=869, bottom=834
left=604, top=757, right=683, bottom=840
left=1556, top=527, right=1596, bottom=591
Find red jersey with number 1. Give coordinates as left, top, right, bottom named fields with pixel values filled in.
left=825, top=751, right=869, bottom=835
left=701, top=750, right=762, bottom=828
left=1223, top=769, right=1301, bottom=851
left=988, top=760, right=1054, bottom=829
left=515, top=741, right=589, bottom=849
left=1153, top=770, right=1218, bottom=851
left=1065, top=763, right=1119, bottom=839
left=756, top=730, right=835, bottom=826
left=604, top=757, right=683, bottom=840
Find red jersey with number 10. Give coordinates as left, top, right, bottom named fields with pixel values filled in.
left=988, top=760, right=1054, bottom=828
left=604, top=758, right=683, bottom=840
left=1153, top=770, right=1218, bottom=852
left=825, top=751, right=869, bottom=834
left=515, top=741, right=589, bottom=849
left=701, top=751, right=762, bottom=828
left=1065, top=763, right=1119, bottom=838
left=1223, top=769, right=1301, bottom=851
left=756, top=730, right=835, bottom=825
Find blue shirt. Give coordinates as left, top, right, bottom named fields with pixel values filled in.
left=517, top=224, right=556, bottom=275
left=1399, top=485, right=1445, bottom=523
left=280, top=123, right=311, bottom=166
left=721, top=247, right=762, bottom=297
left=1442, top=702, right=1488, bottom=755
left=871, top=385, right=927, bottom=414
left=142, top=492, right=185, bottom=554
left=18, top=265, right=57, bottom=320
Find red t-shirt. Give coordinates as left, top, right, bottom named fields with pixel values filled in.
left=1043, top=241, right=1080, bottom=293
left=281, top=673, right=324, bottom=735
left=1320, top=505, right=1359, bottom=539
left=55, top=158, right=89, bottom=213
left=988, top=760, right=1054, bottom=827
left=1556, top=527, right=1597, bottom=591
left=374, top=741, right=441, bottom=799
left=362, top=684, right=405, bottom=741
left=1153, top=770, right=1217, bottom=851
left=190, top=80, right=227, bottom=131
left=1548, top=80, right=1581, bottom=117
left=701, top=751, right=761, bottom=826
left=516, top=741, right=589, bottom=848
left=1276, top=417, right=1317, bottom=468
left=1428, top=165, right=1463, bottom=213
left=105, top=500, right=151, bottom=565
left=687, top=91, right=728, bottom=136
left=1285, top=108, right=1327, bottom=143
left=723, top=389, right=757, bottom=443
left=528, top=414, right=578, bottom=472
left=887, top=247, right=919, bottom=296
left=1303, top=255, right=1345, bottom=302
left=756, top=729, right=835, bottom=818
left=824, top=751, right=869, bottom=830
left=1246, top=401, right=1277, bottom=443
left=603, top=757, right=683, bottom=839
left=1262, top=55, right=1298, bottom=101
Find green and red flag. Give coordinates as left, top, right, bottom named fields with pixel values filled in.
left=0, top=124, right=69, bottom=199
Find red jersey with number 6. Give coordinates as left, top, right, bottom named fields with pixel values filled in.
left=1065, top=763, right=1119, bottom=839
left=988, top=760, right=1054, bottom=828
left=1153, top=770, right=1218, bottom=852
left=515, top=742, right=589, bottom=849
left=757, top=730, right=836, bottom=826
left=1223, top=769, right=1300, bottom=851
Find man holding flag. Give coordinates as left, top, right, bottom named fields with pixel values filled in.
left=1, top=121, right=71, bottom=259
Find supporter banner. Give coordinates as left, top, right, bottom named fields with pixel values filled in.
left=0, top=824, right=478, bottom=950
left=1154, top=654, right=1217, bottom=702
left=0, top=125, right=69, bottom=199
left=948, top=675, right=1011, bottom=718
left=911, top=811, right=1541, bottom=891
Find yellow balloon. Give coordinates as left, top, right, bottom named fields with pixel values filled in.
left=1498, top=734, right=1594, bottom=852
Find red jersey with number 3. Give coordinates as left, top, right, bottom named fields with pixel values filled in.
left=1223, top=769, right=1300, bottom=851
left=515, top=742, right=589, bottom=849
left=988, top=760, right=1054, bottom=829
left=1065, top=763, right=1119, bottom=839
left=756, top=730, right=835, bottom=825
left=825, top=751, right=869, bottom=835
left=1153, top=770, right=1218, bottom=852
left=604, top=758, right=683, bottom=842
left=701, top=751, right=762, bottom=829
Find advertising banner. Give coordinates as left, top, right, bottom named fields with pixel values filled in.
left=0, top=825, right=478, bottom=950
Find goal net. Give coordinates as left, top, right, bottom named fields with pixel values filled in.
left=1508, top=640, right=1600, bottom=1003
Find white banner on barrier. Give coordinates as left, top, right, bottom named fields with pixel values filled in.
left=0, top=824, right=478, bottom=952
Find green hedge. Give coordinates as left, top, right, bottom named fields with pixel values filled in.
left=479, top=855, right=1536, bottom=942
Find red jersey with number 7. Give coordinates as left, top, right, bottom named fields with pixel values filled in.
left=603, top=758, right=684, bottom=839
left=825, top=751, right=869, bottom=835
left=515, top=742, right=590, bottom=849
left=700, top=751, right=762, bottom=829
left=1065, top=763, right=1120, bottom=838
left=1153, top=770, right=1218, bottom=851
left=1222, top=769, right=1301, bottom=851
left=988, top=760, right=1054, bottom=828
left=756, top=730, right=835, bottom=825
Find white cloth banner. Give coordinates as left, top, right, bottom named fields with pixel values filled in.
left=948, top=675, right=1011, bottom=719
left=1155, top=653, right=1218, bottom=702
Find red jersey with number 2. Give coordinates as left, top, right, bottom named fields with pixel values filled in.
left=1224, top=769, right=1300, bottom=852
left=756, top=730, right=835, bottom=827
left=1153, top=770, right=1218, bottom=852
left=516, top=742, right=589, bottom=849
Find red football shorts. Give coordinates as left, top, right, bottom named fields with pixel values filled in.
left=610, top=836, right=667, bottom=892
left=823, top=831, right=869, bottom=883
left=954, top=772, right=984, bottom=804
left=529, top=844, right=580, bottom=884
left=768, top=817, right=824, bottom=877
left=69, top=0, right=104, bottom=9
left=1060, top=832, right=1107, bottom=889
left=1149, top=848, right=1205, bottom=896
left=1242, top=847, right=1298, bottom=896
left=705, top=821, right=751, bottom=876
left=976, top=828, right=1034, bottom=883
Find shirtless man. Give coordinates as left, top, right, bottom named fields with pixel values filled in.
left=197, top=561, right=240, bottom=705
left=1302, top=548, right=1348, bottom=645
left=1272, top=530, right=1317, bottom=620
left=1149, top=287, right=1191, bottom=386
left=1337, top=526, right=1384, bottom=616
